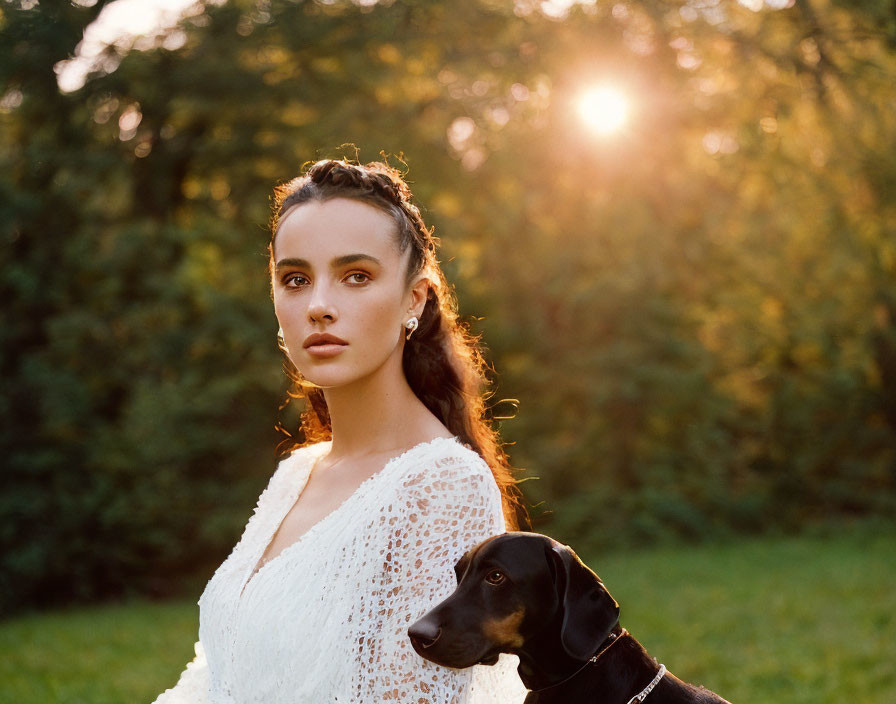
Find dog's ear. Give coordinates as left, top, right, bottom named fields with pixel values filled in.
left=454, top=551, right=472, bottom=584
left=546, top=543, right=620, bottom=661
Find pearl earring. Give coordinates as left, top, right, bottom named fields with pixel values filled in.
left=405, top=316, right=419, bottom=340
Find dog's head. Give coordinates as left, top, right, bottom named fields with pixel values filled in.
left=408, top=531, right=619, bottom=668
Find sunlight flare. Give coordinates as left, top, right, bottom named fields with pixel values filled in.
left=577, top=85, right=630, bottom=136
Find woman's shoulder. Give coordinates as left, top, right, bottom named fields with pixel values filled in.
left=403, top=434, right=483, bottom=467
left=283, top=439, right=333, bottom=461
left=399, top=435, right=494, bottom=489
left=393, top=436, right=503, bottom=520
left=270, top=440, right=332, bottom=481
left=433, top=436, right=490, bottom=471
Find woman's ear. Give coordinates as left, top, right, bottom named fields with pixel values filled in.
left=407, top=274, right=431, bottom=318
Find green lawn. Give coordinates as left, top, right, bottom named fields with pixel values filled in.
left=1, top=524, right=893, bottom=704
left=592, top=524, right=896, bottom=703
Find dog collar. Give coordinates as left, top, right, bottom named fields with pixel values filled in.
left=626, top=663, right=666, bottom=704
left=527, top=623, right=627, bottom=694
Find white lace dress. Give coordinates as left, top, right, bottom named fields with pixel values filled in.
left=152, top=436, right=528, bottom=703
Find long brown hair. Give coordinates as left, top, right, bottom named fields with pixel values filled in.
left=268, top=157, right=530, bottom=531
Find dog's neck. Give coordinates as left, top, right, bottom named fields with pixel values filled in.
left=516, top=627, right=661, bottom=701
left=515, top=622, right=622, bottom=690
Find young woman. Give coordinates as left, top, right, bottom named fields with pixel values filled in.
left=152, top=158, right=530, bottom=703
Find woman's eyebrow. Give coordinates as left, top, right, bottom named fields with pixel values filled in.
left=275, top=253, right=383, bottom=272
left=332, top=253, right=382, bottom=268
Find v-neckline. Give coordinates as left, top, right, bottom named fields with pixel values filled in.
left=238, top=435, right=460, bottom=598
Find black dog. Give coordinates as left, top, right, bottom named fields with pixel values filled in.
left=408, top=531, right=732, bottom=703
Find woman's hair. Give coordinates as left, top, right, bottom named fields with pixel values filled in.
left=268, top=157, right=530, bottom=531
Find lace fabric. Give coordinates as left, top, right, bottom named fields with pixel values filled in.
left=151, top=436, right=527, bottom=703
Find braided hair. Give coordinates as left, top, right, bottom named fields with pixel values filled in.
left=268, top=158, right=529, bottom=531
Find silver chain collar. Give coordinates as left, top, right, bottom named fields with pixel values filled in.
left=626, top=663, right=666, bottom=704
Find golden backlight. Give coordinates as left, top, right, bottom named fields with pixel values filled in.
left=577, top=85, right=630, bottom=135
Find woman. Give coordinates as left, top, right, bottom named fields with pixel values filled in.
left=152, top=158, right=530, bottom=703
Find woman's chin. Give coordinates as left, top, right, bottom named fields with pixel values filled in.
left=294, top=354, right=393, bottom=390
left=293, top=367, right=364, bottom=390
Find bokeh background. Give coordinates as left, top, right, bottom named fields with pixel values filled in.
left=2, top=0, right=894, bottom=701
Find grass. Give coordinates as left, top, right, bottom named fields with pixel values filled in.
left=0, top=598, right=200, bottom=704
left=590, top=523, right=896, bottom=703
left=1, top=523, right=893, bottom=704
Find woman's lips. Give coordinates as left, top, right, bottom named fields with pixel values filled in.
left=305, top=343, right=347, bottom=358
left=301, top=332, right=348, bottom=358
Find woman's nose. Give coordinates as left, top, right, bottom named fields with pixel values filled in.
left=307, top=284, right=337, bottom=323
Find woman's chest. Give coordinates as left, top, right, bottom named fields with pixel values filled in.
left=257, top=457, right=389, bottom=568
left=196, top=482, right=400, bottom=698
left=199, top=463, right=403, bottom=621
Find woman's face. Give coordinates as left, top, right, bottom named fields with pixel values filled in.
left=271, top=197, right=426, bottom=389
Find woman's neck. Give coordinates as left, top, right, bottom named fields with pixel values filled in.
left=321, top=353, right=450, bottom=459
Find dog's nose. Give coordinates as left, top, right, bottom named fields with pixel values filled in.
left=408, top=620, right=442, bottom=649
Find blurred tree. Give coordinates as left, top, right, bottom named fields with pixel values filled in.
left=1, top=0, right=894, bottom=613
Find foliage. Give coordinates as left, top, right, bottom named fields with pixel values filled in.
left=1, top=0, right=895, bottom=613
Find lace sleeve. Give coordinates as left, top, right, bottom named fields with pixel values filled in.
left=353, top=450, right=506, bottom=703
left=151, top=639, right=210, bottom=704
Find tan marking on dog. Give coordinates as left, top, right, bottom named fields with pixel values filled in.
left=483, top=606, right=525, bottom=648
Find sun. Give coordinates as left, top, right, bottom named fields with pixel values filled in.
left=577, top=85, right=630, bottom=136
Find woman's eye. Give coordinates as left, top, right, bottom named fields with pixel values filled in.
left=485, top=570, right=505, bottom=585
left=345, top=272, right=370, bottom=285
left=284, top=274, right=309, bottom=288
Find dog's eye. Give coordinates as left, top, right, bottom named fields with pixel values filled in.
left=485, top=570, right=505, bottom=585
